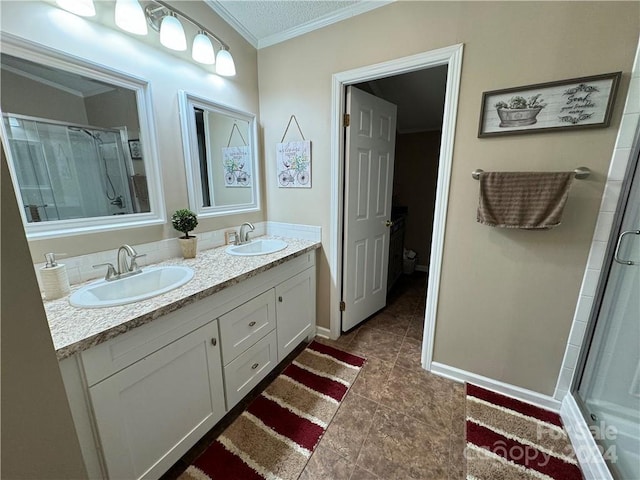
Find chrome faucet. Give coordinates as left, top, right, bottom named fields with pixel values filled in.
left=93, top=244, right=145, bottom=281
left=238, top=222, right=255, bottom=245
left=117, top=244, right=143, bottom=275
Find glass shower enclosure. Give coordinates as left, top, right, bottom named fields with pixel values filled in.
left=2, top=114, right=138, bottom=223
left=573, top=131, right=639, bottom=479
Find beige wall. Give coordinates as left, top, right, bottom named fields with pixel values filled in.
left=394, top=131, right=441, bottom=267
left=258, top=1, right=639, bottom=394
left=1, top=69, right=89, bottom=125
left=1, top=0, right=263, bottom=262
left=85, top=87, right=140, bottom=136
left=1, top=149, right=87, bottom=479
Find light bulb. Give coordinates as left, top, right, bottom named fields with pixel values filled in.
left=115, top=0, right=147, bottom=36
left=56, top=0, right=95, bottom=17
left=160, top=13, right=187, bottom=51
left=192, top=32, right=216, bottom=65
left=216, top=49, right=236, bottom=77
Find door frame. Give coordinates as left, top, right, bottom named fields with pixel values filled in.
left=329, top=44, right=464, bottom=370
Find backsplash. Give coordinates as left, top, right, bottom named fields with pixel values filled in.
left=32, top=222, right=321, bottom=290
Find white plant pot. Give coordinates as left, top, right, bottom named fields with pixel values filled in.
left=178, top=236, right=197, bottom=259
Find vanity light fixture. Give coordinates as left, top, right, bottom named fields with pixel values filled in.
left=114, top=0, right=147, bottom=36
left=55, top=0, right=237, bottom=76
left=192, top=31, right=216, bottom=65
left=143, top=1, right=236, bottom=75
left=56, top=0, right=95, bottom=17
left=159, top=12, right=187, bottom=51
left=215, top=48, right=236, bottom=77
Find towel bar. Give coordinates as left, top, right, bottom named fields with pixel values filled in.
left=472, top=167, right=590, bottom=180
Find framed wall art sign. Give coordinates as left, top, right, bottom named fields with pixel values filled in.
left=276, top=115, right=311, bottom=188
left=276, top=140, right=311, bottom=188
left=222, top=145, right=251, bottom=187
left=478, top=72, right=621, bottom=137
left=128, top=139, right=142, bottom=159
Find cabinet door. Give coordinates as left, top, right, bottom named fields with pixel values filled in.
left=89, top=321, right=225, bottom=480
left=275, top=267, right=315, bottom=361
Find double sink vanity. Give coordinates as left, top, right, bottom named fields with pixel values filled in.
left=46, top=236, right=320, bottom=479
left=3, top=31, right=319, bottom=480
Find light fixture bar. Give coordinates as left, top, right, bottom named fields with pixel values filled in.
left=146, top=0, right=230, bottom=51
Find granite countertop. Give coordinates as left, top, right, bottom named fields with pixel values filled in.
left=44, top=236, right=320, bottom=360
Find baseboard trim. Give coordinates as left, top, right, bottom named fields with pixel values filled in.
left=315, top=326, right=332, bottom=339
left=561, top=394, right=613, bottom=480
left=430, top=362, right=562, bottom=412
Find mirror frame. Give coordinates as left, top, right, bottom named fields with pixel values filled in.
left=178, top=91, right=261, bottom=218
left=0, top=33, right=166, bottom=240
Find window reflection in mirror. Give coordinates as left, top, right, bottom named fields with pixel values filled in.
left=179, top=92, right=259, bottom=217
left=0, top=47, right=162, bottom=238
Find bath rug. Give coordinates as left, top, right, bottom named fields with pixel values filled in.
left=465, top=384, right=583, bottom=480
left=179, top=341, right=365, bottom=480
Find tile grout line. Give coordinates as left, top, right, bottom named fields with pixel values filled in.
left=349, top=397, right=383, bottom=480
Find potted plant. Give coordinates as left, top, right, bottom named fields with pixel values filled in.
left=172, top=209, right=198, bottom=259
left=495, top=94, right=546, bottom=127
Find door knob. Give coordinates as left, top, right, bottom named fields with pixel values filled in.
left=385, top=220, right=394, bottom=227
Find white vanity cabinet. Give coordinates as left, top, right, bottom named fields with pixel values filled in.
left=88, top=321, right=224, bottom=480
left=60, top=249, right=316, bottom=480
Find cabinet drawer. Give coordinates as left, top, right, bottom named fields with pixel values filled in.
left=223, top=330, right=277, bottom=409
left=219, top=289, right=276, bottom=365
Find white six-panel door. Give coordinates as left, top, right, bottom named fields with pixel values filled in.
left=342, top=86, right=397, bottom=331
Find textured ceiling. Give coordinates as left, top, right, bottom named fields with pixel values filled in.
left=205, top=0, right=391, bottom=48
left=216, top=1, right=358, bottom=39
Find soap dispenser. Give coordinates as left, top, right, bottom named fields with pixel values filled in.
left=40, top=253, right=70, bottom=300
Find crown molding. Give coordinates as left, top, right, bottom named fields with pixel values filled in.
left=259, top=1, right=394, bottom=49
left=205, top=1, right=394, bottom=50
left=204, top=0, right=259, bottom=48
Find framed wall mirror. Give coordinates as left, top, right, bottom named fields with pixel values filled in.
left=178, top=91, right=260, bottom=217
left=0, top=34, right=164, bottom=239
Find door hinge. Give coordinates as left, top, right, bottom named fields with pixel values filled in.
left=343, top=113, right=350, bottom=127
left=339, top=301, right=346, bottom=312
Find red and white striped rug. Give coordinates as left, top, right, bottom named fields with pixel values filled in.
left=179, top=341, right=365, bottom=480
left=465, top=384, right=583, bottom=480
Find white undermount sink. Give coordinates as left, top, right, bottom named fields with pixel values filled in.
left=69, top=266, right=194, bottom=308
left=226, top=238, right=288, bottom=256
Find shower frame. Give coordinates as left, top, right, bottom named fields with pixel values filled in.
left=571, top=123, right=640, bottom=479
left=2, top=112, right=137, bottom=222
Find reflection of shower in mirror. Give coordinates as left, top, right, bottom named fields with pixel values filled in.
left=2, top=114, right=151, bottom=223
left=67, top=126, right=124, bottom=209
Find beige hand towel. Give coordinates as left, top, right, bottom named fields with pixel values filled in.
left=477, top=171, right=574, bottom=229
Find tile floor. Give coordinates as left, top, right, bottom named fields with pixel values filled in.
left=302, top=273, right=466, bottom=480
left=163, top=272, right=466, bottom=480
